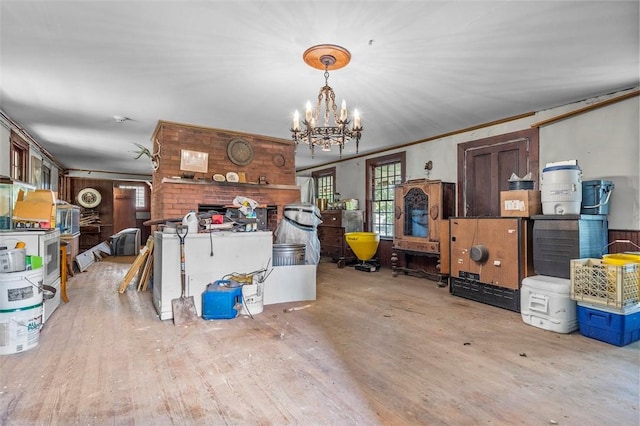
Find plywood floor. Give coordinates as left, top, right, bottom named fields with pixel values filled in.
left=1, top=257, right=638, bottom=425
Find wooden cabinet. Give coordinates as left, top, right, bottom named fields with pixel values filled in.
left=449, top=217, right=534, bottom=312
left=318, top=210, right=363, bottom=263
left=391, top=179, right=455, bottom=282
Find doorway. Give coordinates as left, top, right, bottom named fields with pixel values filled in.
left=457, top=129, right=539, bottom=217
left=113, top=187, right=137, bottom=233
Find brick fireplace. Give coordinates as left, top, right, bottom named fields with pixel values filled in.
left=151, top=121, right=300, bottom=229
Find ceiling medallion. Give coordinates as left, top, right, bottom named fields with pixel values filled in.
left=290, top=44, right=363, bottom=158
left=227, top=138, right=253, bottom=166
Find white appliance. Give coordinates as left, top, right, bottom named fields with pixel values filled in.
left=0, top=230, right=61, bottom=323
left=153, top=230, right=317, bottom=320
left=153, top=231, right=273, bottom=320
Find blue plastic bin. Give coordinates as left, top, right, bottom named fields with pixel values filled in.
left=202, top=280, right=243, bottom=320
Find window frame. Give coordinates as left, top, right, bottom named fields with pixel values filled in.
left=42, top=165, right=51, bottom=189
left=10, top=132, right=29, bottom=182
left=116, top=183, right=149, bottom=210
left=365, top=152, right=406, bottom=239
left=312, top=167, right=336, bottom=203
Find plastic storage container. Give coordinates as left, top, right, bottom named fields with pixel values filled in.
left=541, top=164, right=582, bottom=215
left=202, top=280, right=242, bottom=320
left=570, top=258, right=639, bottom=309
left=581, top=180, right=614, bottom=215
left=577, top=302, right=640, bottom=346
left=521, top=275, right=578, bottom=333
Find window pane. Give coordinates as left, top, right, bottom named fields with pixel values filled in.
left=371, top=161, right=402, bottom=238
left=316, top=175, right=334, bottom=202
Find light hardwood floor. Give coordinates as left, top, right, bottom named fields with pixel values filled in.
left=1, top=257, right=638, bottom=425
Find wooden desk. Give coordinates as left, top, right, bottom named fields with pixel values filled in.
left=80, top=224, right=112, bottom=250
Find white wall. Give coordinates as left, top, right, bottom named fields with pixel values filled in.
left=538, top=95, right=639, bottom=230
left=299, top=88, right=640, bottom=231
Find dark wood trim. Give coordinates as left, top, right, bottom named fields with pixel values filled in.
left=9, top=130, right=29, bottom=181
left=296, top=112, right=535, bottom=172
left=457, top=128, right=539, bottom=216
left=531, top=90, right=639, bottom=128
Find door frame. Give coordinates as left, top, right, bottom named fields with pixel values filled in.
left=457, top=128, right=539, bottom=217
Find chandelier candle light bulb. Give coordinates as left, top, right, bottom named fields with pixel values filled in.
left=293, top=111, right=300, bottom=132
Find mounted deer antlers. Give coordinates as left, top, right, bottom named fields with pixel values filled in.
left=131, top=140, right=161, bottom=172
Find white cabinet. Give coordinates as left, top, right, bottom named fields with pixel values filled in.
left=153, top=231, right=273, bottom=320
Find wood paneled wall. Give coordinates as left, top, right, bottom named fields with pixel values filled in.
left=608, top=230, right=640, bottom=252
left=66, top=178, right=151, bottom=249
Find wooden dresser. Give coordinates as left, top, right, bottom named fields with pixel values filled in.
left=318, top=210, right=364, bottom=264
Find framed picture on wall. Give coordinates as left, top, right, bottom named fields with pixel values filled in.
left=30, top=156, right=42, bottom=188
left=180, top=149, right=209, bottom=173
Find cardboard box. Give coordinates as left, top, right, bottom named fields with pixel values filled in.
left=500, top=190, right=541, bottom=217
left=12, top=189, right=56, bottom=229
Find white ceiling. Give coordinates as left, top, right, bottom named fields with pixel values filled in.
left=1, top=1, right=638, bottom=176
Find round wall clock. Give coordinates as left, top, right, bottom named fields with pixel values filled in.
left=227, top=138, right=254, bottom=166
left=77, top=187, right=102, bottom=208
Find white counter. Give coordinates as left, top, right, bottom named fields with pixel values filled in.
left=153, top=231, right=315, bottom=320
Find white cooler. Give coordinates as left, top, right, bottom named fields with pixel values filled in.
left=521, top=275, right=578, bottom=333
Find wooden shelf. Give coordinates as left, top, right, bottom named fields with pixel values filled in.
left=161, top=177, right=298, bottom=190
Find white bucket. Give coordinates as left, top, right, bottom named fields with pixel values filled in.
left=240, top=282, right=264, bottom=316
left=0, top=268, right=44, bottom=310
left=541, top=165, right=582, bottom=215
left=0, top=304, right=43, bottom=355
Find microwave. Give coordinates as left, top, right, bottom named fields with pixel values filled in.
left=0, top=229, right=60, bottom=286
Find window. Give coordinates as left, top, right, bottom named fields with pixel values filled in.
left=118, top=184, right=147, bottom=209
left=42, top=165, right=51, bottom=190
left=366, top=153, right=406, bottom=238
left=312, top=167, right=336, bottom=203
left=10, top=132, right=29, bottom=182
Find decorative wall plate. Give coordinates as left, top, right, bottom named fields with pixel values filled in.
left=227, top=138, right=253, bottom=166
left=226, top=172, right=239, bottom=183
left=213, top=174, right=226, bottom=182
left=272, top=154, right=285, bottom=167
left=77, top=187, right=102, bottom=208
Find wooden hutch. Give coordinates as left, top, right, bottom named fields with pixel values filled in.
left=391, top=179, right=455, bottom=284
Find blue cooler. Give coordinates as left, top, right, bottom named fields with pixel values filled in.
left=577, top=302, right=640, bottom=346
left=581, top=180, right=614, bottom=215
left=202, top=280, right=243, bottom=320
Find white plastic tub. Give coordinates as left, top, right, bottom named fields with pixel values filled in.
left=521, top=275, right=578, bottom=333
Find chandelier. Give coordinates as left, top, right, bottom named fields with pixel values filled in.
left=291, top=44, right=363, bottom=158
